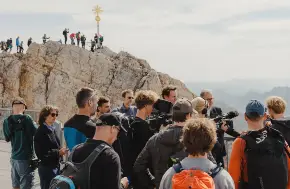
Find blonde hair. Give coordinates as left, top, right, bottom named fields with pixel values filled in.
left=134, top=90, right=159, bottom=109
left=266, top=96, right=287, bottom=114
left=191, top=97, right=206, bottom=114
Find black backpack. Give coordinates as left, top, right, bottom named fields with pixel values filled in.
left=239, top=126, right=290, bottom=189
left=6, top=115, right=27, bottom=142
left=49, top=143, right=110, bottom=189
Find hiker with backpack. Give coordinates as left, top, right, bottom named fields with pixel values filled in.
left=3, top=98, right=37, bottom=189
left=265, top=96, right=290, bottom=145
left=43, top=34, right=50, bottom=44
left=228, top=99, right=290, bottom=189
left=63, top=28, right=69, bottom=45
left=34, top=105, right=68, bottom=189
left=80, top=35, right=86, bottom=49
left=16, top=36, right=20, bottom=53
left=49, top=113, right=129, bottom=189
left=27, top=37, right=32, bottom=47
left=159, top=118, right=234, bottom=189
left=70, top=33, right=75, bottom=45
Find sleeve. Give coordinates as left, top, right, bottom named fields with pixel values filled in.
left=214, top=170, right=235, bottom=189
left=133, top=142, right=155, bottom=189
left=159, top=168, right=175, bottom=189
left=26, top=115, right=37, bottom=136
left=34, top=131, right=59, bottom=162
left=228, top=138, right=244, bottom=189
left=103, top=153, right=123, bottom=189
left=3, top=119, right=10, bottom=142
left=286, top=146, right=290, bottom=189
left=226, top=128, right=241, bottom=138
left=64, top=127, right=78, bottom=151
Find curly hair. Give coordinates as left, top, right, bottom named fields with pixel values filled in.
left=266, top=96, right=287, bottom=114
left=135, top=90, right=159, bottom=109
left=181, top=118, right=217, bottom=156
left=38, top=105, right=59, bottom=126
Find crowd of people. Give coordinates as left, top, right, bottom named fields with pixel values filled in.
left=3, top=86, right=290, bottom=189
left=0, top=28, right=104, bottom=54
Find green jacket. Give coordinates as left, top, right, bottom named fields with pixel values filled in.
left=3, top=114, right=37, bottom=160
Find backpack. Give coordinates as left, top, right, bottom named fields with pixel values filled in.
left=49, top=143, right=110, bottom=189
left=6, top=115, right=27, bottom=141
left=172, top=162, right=221, bottom=189
left=239, top=126, right=290, bottom=189
left=63, top=30, right=66, bottom=35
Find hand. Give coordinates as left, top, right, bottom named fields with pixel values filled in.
left=121, top=177, right=129, bottom=189
left=221, top=121, right=228, bottom=132
left=59, top=147, right=68, bottom=156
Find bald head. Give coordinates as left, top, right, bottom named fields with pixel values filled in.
left=200, top=89, right=214, bottom=108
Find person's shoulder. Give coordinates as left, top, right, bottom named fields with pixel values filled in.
left=64, top=115, right=77, bottom=128
left=214, top=169, right=235, bottom=189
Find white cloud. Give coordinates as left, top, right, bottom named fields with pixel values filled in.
left=1, top=0, right=290, bottom=82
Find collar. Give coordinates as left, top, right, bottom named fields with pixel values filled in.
left=44, top=122, right=55, bottom=131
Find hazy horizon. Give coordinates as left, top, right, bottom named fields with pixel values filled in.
left=1, top=0, right=290, bottom=82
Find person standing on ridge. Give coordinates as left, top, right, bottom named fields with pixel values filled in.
left=16, top=36, right=20, bottom=53
left=99, top=35, right=104, bottom=49
left=76, top=32, right=81, bottom=47
left=27, top=38, right=32, bottom=47
left=91, top=40, right=96, bottom=52
left=19, top=41, right=24, bottom=53
left=43, top=34, right=50, bottom=44
left=7, top=38, right=13, bottom=53
left=81, top=35, right=86, bottom=49
left=62, top=28, right=69, bottom=45
left=70, top=33, right=75, bottom=45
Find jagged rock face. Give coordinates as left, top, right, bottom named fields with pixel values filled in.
left=0, top=42, right=194, bottom=122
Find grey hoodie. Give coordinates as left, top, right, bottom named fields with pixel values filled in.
left=159, top=157, right=234, bottom=189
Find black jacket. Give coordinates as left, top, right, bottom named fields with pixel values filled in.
left=271, top=118, right=290, bottom=145
left=34, top=125, right=61, bottom=167
left=133, top=125, right=216, bottom=189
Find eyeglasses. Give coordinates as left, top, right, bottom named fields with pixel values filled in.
left=127, top=97, right=134, bottom=99
left=113, top=126, right=121, bottom=132
left=50, top=113, right=58, bottom=117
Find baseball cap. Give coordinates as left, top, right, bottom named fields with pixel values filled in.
left=173, top=98, right=193, bottom=114
left=245, top=100, right=265, bottom=116
left=95, top=113, right=127, bottom=133
left=12, top=98, right=27, bottom=109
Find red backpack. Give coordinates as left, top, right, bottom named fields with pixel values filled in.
left=172, top=162, right=221, bottom=189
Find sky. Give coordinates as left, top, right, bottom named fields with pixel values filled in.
left=1, top=0, right=290, bottom=83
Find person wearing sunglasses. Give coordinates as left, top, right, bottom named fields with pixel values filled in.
left=112, top=89, right=137, bottom=117
left=34, top=105, right=68, bottom=189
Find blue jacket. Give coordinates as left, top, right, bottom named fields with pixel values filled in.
left=112, top=104, right=137, bottom=117
left=64, top=115, right=95, bottom=151
left=16, top=38, right=20, bottom=46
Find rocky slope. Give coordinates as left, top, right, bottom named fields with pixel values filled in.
left=0, top=42, right=194, bottom=122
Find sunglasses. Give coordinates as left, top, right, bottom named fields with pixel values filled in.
left=127, top=97, right=134, bottom=99
left=50, top=113, right=58, bottom=117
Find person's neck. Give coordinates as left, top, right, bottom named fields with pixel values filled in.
left=78, top=108, right=90, bottom=117
left=248, top=123, right=264, bottom=131
left=272, top=114, right=284, bottom=119
left=188, top=154, right=207, bottom=158
left=174, top=122, right=186, bottom=127
left=136, top=110, right=147, bottom=120
left=45, top=121, right=53, bottom=126
left=93, top=133, right=111, bottom=145
left=13, top=112, right=23, bottom=115
left=123, top=103, right=130, bottom=109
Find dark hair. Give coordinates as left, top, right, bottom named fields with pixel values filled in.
left=172, top=112, right=191, bottom=122
left=135, top=90, right=158, bottom=109
left=181, top=118, right=216, bottom=156
left=98, top=96, right=110, bottom=107
left=162, top=85, right=177, bottom=99
left=76, top=87, right=95, bottom=108
left=200, top=89, right=211, bottom=98
left=246, top=112, right=263, bottom=121
left=38, top=105, right=58, bottom=126
left=121, top=89, right=133, bottom=98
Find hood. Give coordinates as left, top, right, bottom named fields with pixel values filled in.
left=271, top=117, right=290, bottom=129
left=156, top=125, right=183, bottom=146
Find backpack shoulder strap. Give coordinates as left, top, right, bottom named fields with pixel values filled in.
left=172, top=162, right=183, bottom=173
left=209, top=165, right=222, bottom=178
left=85, top=143, right=110, bottom=168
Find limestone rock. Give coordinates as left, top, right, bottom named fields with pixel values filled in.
left=0, top=42, right=194, bottom=122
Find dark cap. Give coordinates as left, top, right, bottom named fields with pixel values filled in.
left=95, top=113, right=127, bottom=132
left=12, top=98, right=27, bottom=109
left=173, top=98, right=193, bottom=114
left=246, top=99, right=265, bottom=116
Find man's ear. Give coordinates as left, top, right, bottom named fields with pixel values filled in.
left=244, top=113, right=248, bottom=122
